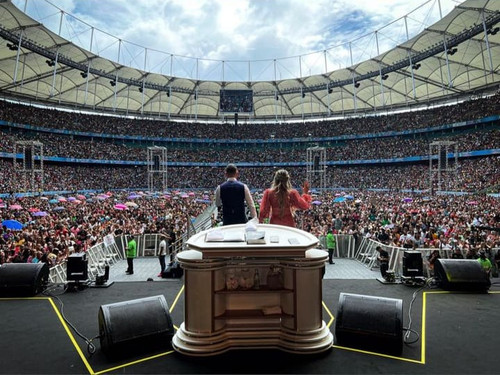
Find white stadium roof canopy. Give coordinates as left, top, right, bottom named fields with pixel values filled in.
left=0, top=0, right=498, bottom=121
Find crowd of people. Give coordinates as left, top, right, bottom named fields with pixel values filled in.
left=0, top=186, right=498, bottom=271
left=0, top=92, right=498, bottom=272
left=0, top=191, right=209, bottom=268
left=0, top=93, right=498, bottom=139
left=0, top=154, right=498, bottom=193
left=1, top=126, right=498, bottom=163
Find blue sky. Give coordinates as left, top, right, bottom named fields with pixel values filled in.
left=14, top=0, right=461, bottom=81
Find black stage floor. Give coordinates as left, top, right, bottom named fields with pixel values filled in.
left=1, top=278, right=499, bottom=374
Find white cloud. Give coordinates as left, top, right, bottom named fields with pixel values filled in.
left=13, top=0, right=462, bottom=80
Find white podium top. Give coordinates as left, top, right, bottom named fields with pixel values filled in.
left=186, top=224, right=319, bottom=258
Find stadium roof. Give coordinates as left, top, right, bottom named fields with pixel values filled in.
left=0, top=0, right=498, bottom=121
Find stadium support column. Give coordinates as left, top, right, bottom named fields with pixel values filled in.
left=306, top=146, right=327, bottom=191
left=148, top=146, right=168, bottom=192
left=13, top=141, right=44, bottom=193
left=429, top=141, right=458, bottom=194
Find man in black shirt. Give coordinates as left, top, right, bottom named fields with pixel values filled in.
left=376, top=246, right=390, bottom=280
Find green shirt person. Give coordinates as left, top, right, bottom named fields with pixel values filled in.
left=326, top=230, right=336, bottom=264
left=125, top=235, right=137, bottom=275
left=477, top=252, right=492, bottom=276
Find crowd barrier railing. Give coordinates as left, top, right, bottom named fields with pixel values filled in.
left=48, top=235, right=124, bottom=284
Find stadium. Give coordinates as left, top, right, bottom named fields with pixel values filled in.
left=0, top=0, right=499, bottom=373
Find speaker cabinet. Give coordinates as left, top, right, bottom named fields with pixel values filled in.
left=335, top=293, right=403, bottom=355
left=403, top=251, right=423, bottom=277
left=0, top=263, right=49, bottom=297
left=98, top=295, right=174, bottom=355
left=434, top=259, right=490, bottom=292
left=66, top=253, right=88, bottom=281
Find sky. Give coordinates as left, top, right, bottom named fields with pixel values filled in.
left=14, top=0, right=462, bottom=81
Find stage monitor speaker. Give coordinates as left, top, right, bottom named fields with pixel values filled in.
left=234, top=112, right=238, bottom=125
left=335, top=293, right=403, bottom=355
left=66, top=253, right=88, bottom=281
left=0, top=263, right=49, bottom=297
left=403, top=251, right=423, bottom=277
left=98, top=295, right=174, bottom=355
left=434, top=259, right=490, bottom=292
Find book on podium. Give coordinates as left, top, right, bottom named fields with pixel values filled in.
left=246, top=231, right=266, bottom=244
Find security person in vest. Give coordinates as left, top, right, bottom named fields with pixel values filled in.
left=215, top=164, right=257, bottom=226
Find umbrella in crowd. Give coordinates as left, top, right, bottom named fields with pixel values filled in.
left=2, top=219, right=23, bottom=230
left=28, top=208, right=40, bottom=213
left=76, top=194, right=86, bottom=200
left=403, top=197, right=413, bottom=203
left=9, top=204, right=22, bottom=210
left=49, top=199, right=58, bottom=204
left=345, top=195, right=354, bottom=200
left=312, top=200, right=322, bottom=205
left=114, top=203, right=128, bottom=210
left=58, top=197, right=67, bottom=202
left=333, top=197, right=346, bottom=203
left=125, top=201, right=138, bottom=208
left=67, top=197, right=76, bottom=201
left=32, top=211, right=48, bottom=217
left=53, top=206, right=65, bottom=211
left=0, top=203, right=6, bottom=208
left=467, top=201, right=478, bottom=205
left=195, top=199, right=212, bottom=204
left=127, top=193, right=141, bottom=199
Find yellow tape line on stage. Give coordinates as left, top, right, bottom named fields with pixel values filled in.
left=47, top=297, right=96, bottom=375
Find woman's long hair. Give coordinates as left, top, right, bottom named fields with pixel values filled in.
left=271, top=169, right=292, bottom=218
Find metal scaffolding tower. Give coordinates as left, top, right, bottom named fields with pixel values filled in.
left=306, top=146, right=327, bottom=190
left=13, top=140, right=44, bottom=193
left=429, top=140, right=458, bottom=193
left=147, top=146, right=168, bottom=192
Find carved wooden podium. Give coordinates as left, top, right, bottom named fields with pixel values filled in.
left=172, top=224, right=333, bottom=356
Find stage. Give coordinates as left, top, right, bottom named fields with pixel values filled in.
left=0, top=260, right=498, bottom=374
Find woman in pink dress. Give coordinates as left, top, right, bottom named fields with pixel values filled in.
left=259, top=169, right=311, bottom=228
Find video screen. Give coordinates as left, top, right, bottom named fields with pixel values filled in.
left=219, top=90, right=253, bottom=113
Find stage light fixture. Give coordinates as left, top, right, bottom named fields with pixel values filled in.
left=487, top=27, right=499, bottom=35
left=46, top=59, right=56, bottom=67
left=382, top=74, right=389, bottom=80
left=328, top=88, right=333, bottom=94
left=447, top=47, right=458, bottom=56
left=139, top=87, right=143, bottom=93
left=412, top=63, right=421, bottom=70
left=6, top=43, right=17, bottom=51
left=80, top=72, right=87, bottom=79
left=354, top=82, right=360, bottom=88
left=110, top=80, right=116, bottom=87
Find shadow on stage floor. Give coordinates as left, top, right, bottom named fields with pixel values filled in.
left=1, top=278, right=499, bottom=374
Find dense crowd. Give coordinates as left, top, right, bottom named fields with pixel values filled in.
left=0, top=191, right=209, bottom=267
left=0, top=155, right=498, bottom=193
left=0, top=93, right=498, bottom=139
left=0, top=187, right=498, bottom=269
left=0, top=92, right=498, bottom=271
left=1, top=127, right=498, bottom=163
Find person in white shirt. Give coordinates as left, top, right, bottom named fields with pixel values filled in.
left=158, top=235, right=169, bottom=277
